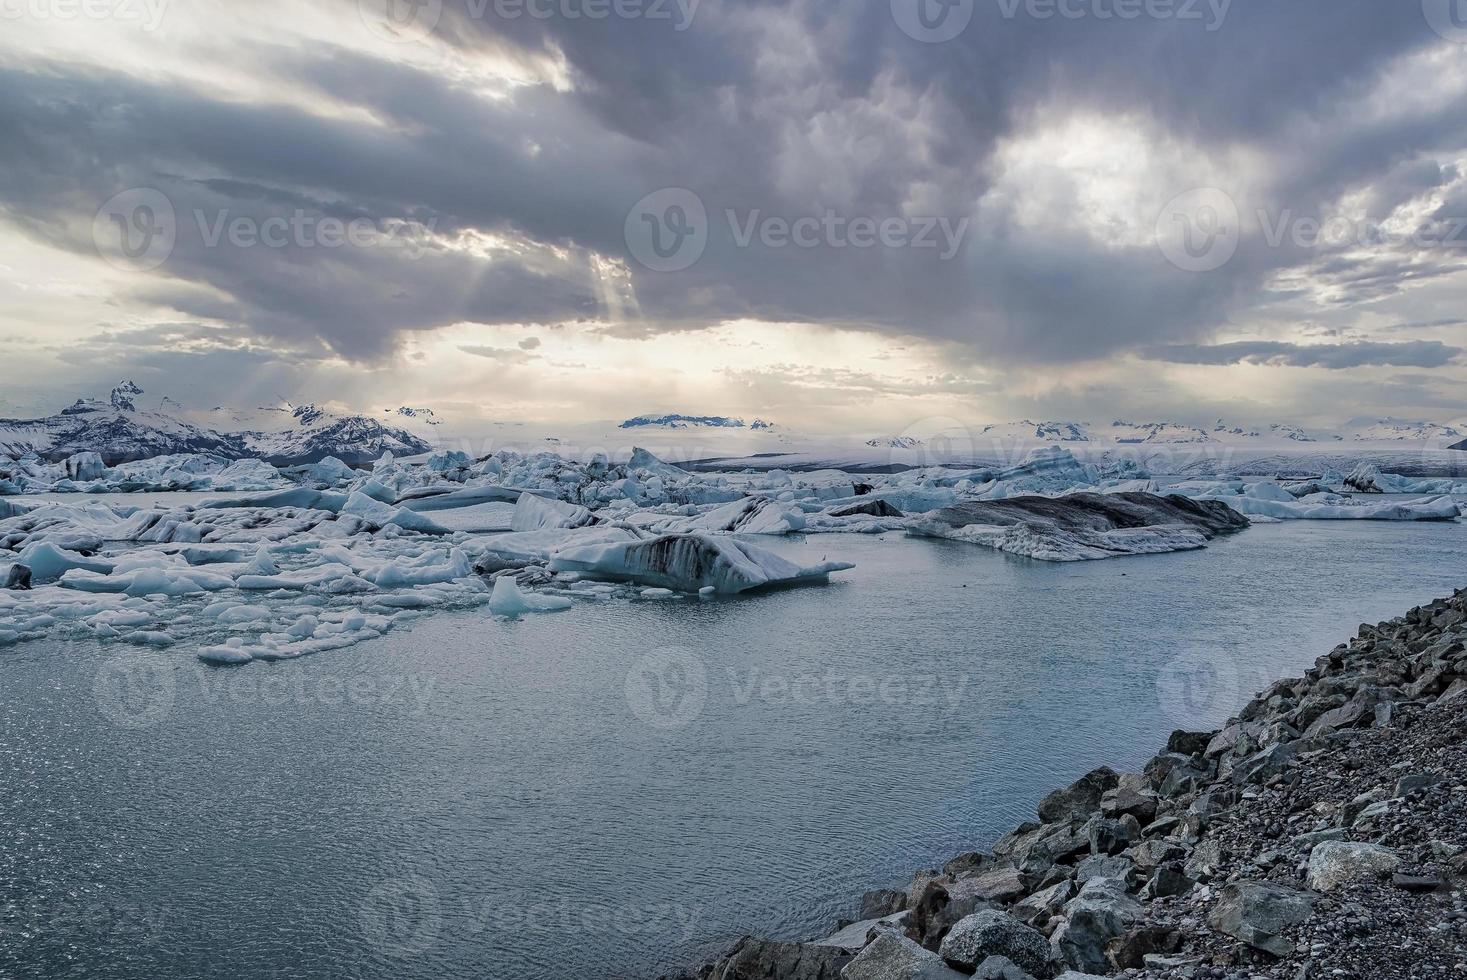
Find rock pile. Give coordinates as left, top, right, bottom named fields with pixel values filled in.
left=681, top=588, right=1467, bottom=980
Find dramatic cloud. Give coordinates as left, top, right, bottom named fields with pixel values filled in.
left=1144, top=340, right=1463, bottom=370
left=0, top=0, right=1464, bottom=428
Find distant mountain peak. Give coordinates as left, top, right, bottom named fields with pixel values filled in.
left=110, top=380, right=144, bottom=412
left=620, top=414, right=752, bottom=430
left=2, top=392, right=435, bottom=466
left=291, top=403, right=328, bottom=426
left=389, top=406, right=442, bottom=426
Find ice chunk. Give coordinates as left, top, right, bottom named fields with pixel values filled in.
left=16, top=541, right=115, bottom=582
left=1343, top=463, right=1466, bottom=495
left=910, top=492, right=1249, bottom=562
left=395, top=485, right=526, bottom=512
left=488, top=576, right=574, bottom=616
left=303, top=456, right=358, bottom=485
left=64, top=451, right=108, bottom=481
left=341, top=491, right=450, bottom=534
left=548, top=532, right=853, bottom=594
left=628, top=447, right=690, bottom=478
left=510, top=493, right=599, bottom=532
left=199, top=489, right=349, bottom=513
left=1220, top=493, right=1460, bottom=522
left=235, top=562, right=363, bottom=591
left=198, top=639, right=254, bottom=664
left=1244, top=481, right=1297, bottom=502
left=648, top=496, right=807, bottom=535
left=360, top=548, right=473, bottom=588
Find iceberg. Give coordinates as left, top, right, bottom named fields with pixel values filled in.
left=339, top=492, right=450, bottom=534
left=1343, top=463, right=1467, bottom=495
left=510, top=493, right=600, bottom=532
left=1166, top=479, right=1462, bottom=521
left=1219, top=492, right=1460, bottom=522
left=910, top=492, right=1249, bottom=562
left=628, top=447, right=691, bottom=479
left=199, top=488, right=349, bottom=513
left=11, top=541, right=115, bottom=582
left=641, top=496, right=807, bottom=535
left=395, top=485, right=527, bottom=512
left=487, top=576, right=574, bottom=616
left=548, top=532, right=853, bottom=594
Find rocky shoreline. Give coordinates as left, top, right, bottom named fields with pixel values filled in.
left=676, top=589, right=1467, bottom=980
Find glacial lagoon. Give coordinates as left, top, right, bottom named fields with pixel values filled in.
left=2, top=518, right=1465, bottom=980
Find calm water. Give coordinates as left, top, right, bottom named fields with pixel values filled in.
left=2, top=519, right=1465, bottom=980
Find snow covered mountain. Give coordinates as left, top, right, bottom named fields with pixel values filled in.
left=239, top=405, right=436, bottom=465
left=978, top=420, right=1092, bottom=443
left=619, top=414, right=777, bottom=431
left=389, top=406, right=442, bottom=428
left=1107, top=420, right=1214, bottom=444
left=971, top=418, right=1428, bottom=446
left=0, top=383, right=436, bottom=465
left=976, top=420, right=1213, bottom=444
left=1345, top=418, right=1464, bottom=443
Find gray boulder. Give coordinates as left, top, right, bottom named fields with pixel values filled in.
left=1099, top=781, right=1157, bottom=825
left=712, top=937, right=852, bottom=980
left=841, top=934, right=966, bottom=980
left=1050, top=878, right=1141, bottom=974
left=974, top=955, right=1036, bottom=980
left=1157, top=759, right=1211, bottom=798
left=1011, top=880, right=1075, bottom=927
left=1075, top=855, right=1133, bottom=884
left=817, top=913, right=910, bottom=953
left=1229, top=742, right=1298, bottom=786
left=957, top=866, right=1029, bottom=904
left=1144, top=864, right=1193, bottom=899
left=1305, top=842, right=1400, bottom=893
left=1166, top=730, right=1216, bottom=756
left=1084, top=814, right=1140, bottom=856
left=938, top=909, right=1050, bottom=977
left=1038, top=768, right=1119, bottom=824
left=861, top=890, right=909, bottom=920
left=1206, top=882, right=1316, bottom=956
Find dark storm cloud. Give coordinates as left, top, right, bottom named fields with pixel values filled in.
left=1143, top=340, right=1463, bottom=369
left=0, top=0, right=1464, bottom=365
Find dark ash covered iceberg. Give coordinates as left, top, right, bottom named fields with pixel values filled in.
left=909, top=492, right=1250, bottom=561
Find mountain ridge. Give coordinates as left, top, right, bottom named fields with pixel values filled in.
left=0, top=383, right=436, bottom=466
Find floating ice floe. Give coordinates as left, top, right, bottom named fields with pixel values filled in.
left=1166, top=479, right=1462, bottom=521
left=548, top=532, right=853, bottom=593
left=910, top=492, right=1249, bottom=561
left=510, top=493, right=600, bottom=532
left=1343, top=463, right=1467, bottom=495
left=633, top=496, right=808, bottom=535
left=488, top=576, right=573, bottom=616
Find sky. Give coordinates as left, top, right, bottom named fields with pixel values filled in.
left=1, top=0, right=1466, bottom=435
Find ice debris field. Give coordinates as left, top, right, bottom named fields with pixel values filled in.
left=1, top=446, right=1462, bottom=664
